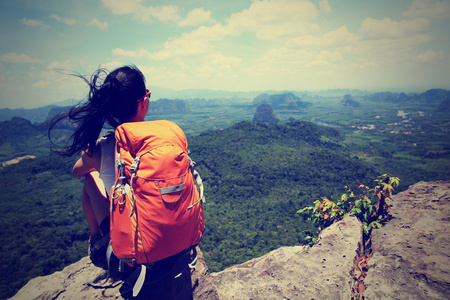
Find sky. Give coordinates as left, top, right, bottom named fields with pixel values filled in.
left=0, top=0, right=449, bottom=109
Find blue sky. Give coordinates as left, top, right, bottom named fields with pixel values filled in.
left=0, top=0, right=449, bottom=108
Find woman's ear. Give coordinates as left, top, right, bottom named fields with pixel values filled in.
left=129, top=98, right=148, bottom=122
left=138, top=96, right=149, bottom=120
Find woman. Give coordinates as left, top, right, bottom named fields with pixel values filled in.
left=48, top=65, right=151, bottom=260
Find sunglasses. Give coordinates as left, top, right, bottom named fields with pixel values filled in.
left=137, top=89, right=151, bottom=102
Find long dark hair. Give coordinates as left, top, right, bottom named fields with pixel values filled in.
left=48, top=65, right=146, bottom=157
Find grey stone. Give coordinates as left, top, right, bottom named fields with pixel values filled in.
left=193, top=215, right=362, bottom=300
left=365, top=181, right=450, bottom=300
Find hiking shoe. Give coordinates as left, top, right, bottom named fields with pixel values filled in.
left=89, top=233, right=110, bottom=263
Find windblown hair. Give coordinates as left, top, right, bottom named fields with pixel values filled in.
left=48, top=65, right=146, bottom=157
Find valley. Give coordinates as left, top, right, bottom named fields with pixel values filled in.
left=0, top=89, right=449, bottom=299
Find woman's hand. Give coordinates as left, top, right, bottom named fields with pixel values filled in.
left=73, top=147, right=101, bottom=177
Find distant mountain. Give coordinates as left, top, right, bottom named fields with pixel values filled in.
left=253, top=103, right=279, bottom=123
left=341, top=94, right=361, bottom=108
left=0, top=117, right=48, bottom=162
left=148, top=98, right=190, bottom=114
left=436, top=98, right=450, bottom=112
left=253, top=92, right=312, bottom=109
left=363, top=89, right=450, bottom=103
left=143, top=86, right=371, bottom=100
left=0, top=117, right=74, bottom=162
left=2, top=87, right=444, bottom=125
left=150, top=86, right=262, bottom=100
left=422, top=89, right=450, bottom=102
left=0, top=105, right=58, bottom=123
left=184, top=98, right=224, bottom=108
left=0, top=98, right=190, bottom=124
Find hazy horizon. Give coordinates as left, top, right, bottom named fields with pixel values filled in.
left=2, top=85, right=447, bottom=110
left=1, top=0, right=449, bottom=109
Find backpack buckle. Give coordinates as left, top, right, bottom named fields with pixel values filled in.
left=130, top=156, right=140, bottom=174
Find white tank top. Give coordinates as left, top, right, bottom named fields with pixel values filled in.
left=99, top=133, right=115, bottom=196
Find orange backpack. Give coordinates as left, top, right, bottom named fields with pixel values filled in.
left=109, top=120, right=205, bottom=268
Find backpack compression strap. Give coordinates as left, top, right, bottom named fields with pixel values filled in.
left=187, top=156, right=205, bottom=211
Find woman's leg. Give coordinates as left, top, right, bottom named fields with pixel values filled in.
left=82, top=171, right=109, bottom=238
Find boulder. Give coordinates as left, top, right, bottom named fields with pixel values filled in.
left=364, top=180, right=450, bottom=299
left=194, top=216, right=362, bottom=299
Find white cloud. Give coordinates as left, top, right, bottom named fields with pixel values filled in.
left=403, top=0, right=450, bottom=18
left=112, top=48, right=151, bottom=58
left=226, top=0, right=319, bottom=39
left=178, top=8, right=214, bottom=27
left=309, top=59, right=330, bottom=66
left=319, top=0, right=332, bottom=13
left=256, top=47, right=315, bottom=70
left=31, top=81, right=50, bottom=89
left=196, top=65, right=215, bottom=76
left=1, top=53, right=42, bottom=64
left=359, top=17, right=429, bottom=39
left=127, top=23, right=227, bottom=61
left=50, top=14, right=76, bottom=25
left=20, top=18, right=49, bottom=29
left=102, top=0, right=448, bottom=92
left=287, top=26, right=359, bottom=48
left=149, top=37, right=212, bottom=60
left=88, top=18, right=109, bottom=29
left=351, top=61, right=377, bottom=69
left=48, top=60, right=73, bottom=70
left=101, top=0, right=142, bottom=14
left=144, top=5, right=180, bottom=22
left=101, top=0, right=180, bottom=22
left=131, top=0, right=323, bottom=64
left=100, top=61, right=125, bottom=72
left=415, top=50, right=446, bottom=62
left=110, top=0, right=323, bottom=62
left=208, top=53, right=242, bottom=66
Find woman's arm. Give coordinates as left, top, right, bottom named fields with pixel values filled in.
left=73, top=147, right=101, bottom=177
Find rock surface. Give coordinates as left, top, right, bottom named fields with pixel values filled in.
left=364, top=180, right=450, bottom=299
left=10, top=181, right=450, bottom=300
left=194, top=216, right=362, bottom=300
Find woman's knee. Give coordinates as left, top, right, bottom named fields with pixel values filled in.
left=83, top=171, right=107, bottom=199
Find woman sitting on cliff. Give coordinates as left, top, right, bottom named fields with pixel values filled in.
left=48, top=65, right=150, bottom=261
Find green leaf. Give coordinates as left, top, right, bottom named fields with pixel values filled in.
left=363, top=200, right=368, bottom=209
left=390, top=177, right=400, bottom=188
left=313, top=200, right=321, bottom=210
left=297, top=207, right=311, bottom=214
left=370, top=221, right=383, bottom=229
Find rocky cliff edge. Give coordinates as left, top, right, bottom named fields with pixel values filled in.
left=10, top=181, right=450, bottom=299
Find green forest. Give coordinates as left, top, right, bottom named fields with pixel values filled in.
left=0, top=90, right=449, bottom=299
